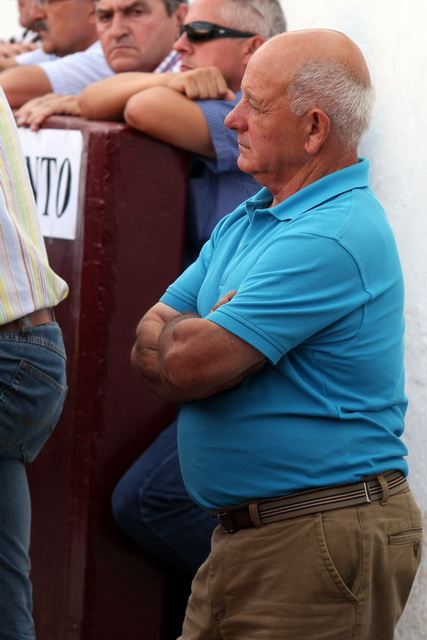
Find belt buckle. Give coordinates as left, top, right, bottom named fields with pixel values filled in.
left=217, top=512, right=236, bottom=534
left=363, top=481, right=372, bottom=503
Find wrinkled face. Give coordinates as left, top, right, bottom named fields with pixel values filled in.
left=225, top=46, right=308, bottom=191
left=94, top=0, right=186, bottom=73
left=33, top=0, right=97, bottom=56
left=173, top=0, right=251, bottom=89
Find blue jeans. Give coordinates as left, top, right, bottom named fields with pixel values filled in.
left=112, top=421, right=216, bottom=576
left=0, top=320, right=67, bottom=640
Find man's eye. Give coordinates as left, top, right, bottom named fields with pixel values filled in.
left=125, top=8, right=146, bottom=18
left=97, top=13, right=112, bottom=23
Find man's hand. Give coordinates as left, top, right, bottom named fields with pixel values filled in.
left=15, top=94, right=82, bottom=131
left=168, top=67, right=235, bottom=101
left=131, top=303, right=185, bottom=400
left=0, top=41, right=38, bottom=57
left=210, top=289, right=238, bottom=312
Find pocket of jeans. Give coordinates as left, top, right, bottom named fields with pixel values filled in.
left=315, top=511, right=360, bottom=603
left=0, top=359, right=67, bottom=451
left=388, top=527, right=423, bottom=562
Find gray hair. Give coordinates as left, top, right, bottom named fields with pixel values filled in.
left=287, top=60, right=375, bottom=149
left=92, top=0, right=187, bottom=11
left=162, top=0, right=188, bottom=16
left=217, top=0, right=286, bottom=40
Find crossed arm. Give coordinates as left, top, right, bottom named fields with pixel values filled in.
left=131, top=295, right=266, bottom=402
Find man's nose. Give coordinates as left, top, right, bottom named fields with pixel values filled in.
left=107, top=12, right=131, bottom=39
left=173, top=31, right=193, bottom=55
left=29, top=0, right=47, bottom=22
left=225, top=103, right=243, bottom=130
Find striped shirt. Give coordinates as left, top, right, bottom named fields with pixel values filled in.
left=0, top=88, right=68, bottom=324
left=153, top=50, right=182, bottom=73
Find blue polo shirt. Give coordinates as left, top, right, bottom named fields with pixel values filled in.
left=161, top=158, right=408, bottom=510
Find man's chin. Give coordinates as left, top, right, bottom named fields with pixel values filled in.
left=237, top=155, right=253, bottom=176
left=40, top=38, right=54, bottom=54
left=109, top=57, right=142, bottom=74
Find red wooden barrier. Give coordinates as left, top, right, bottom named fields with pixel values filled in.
left=24, top=116, right=187, bottom=640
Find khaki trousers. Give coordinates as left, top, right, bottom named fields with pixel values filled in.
left=179, top=487, right=422, bottom=640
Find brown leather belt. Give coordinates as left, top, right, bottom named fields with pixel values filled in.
left=213, top=470, right=408, bottom=533
left=0, top=308, right=54, bottom=333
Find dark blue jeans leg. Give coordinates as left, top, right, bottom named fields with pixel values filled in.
left=0, top=454, right=34, bottom=640
left=112, top=421, right=216, bottom=576
left=0, top=321, right=67, bottom=640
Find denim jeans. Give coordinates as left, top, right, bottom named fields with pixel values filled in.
left=112, top=421, right=216, bottom=576
left=0, top=320, right=67, bottom=640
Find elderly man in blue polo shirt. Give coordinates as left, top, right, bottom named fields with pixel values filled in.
left=130, top=28, right=423, bottom=640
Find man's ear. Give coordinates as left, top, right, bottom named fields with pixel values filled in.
left=88, top=1, right=97, bottom=25
left=242, top=35, right=265, bottom=64
left=304, top=108, right=330, bottom=154
left=174, top=1, right=189, bottom=27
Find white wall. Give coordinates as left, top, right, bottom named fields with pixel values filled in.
left=1, top=0, right=426, bottom=637
left=1, top=2, right=20, bottom=39
left=282, top=2, right=427, bottom=638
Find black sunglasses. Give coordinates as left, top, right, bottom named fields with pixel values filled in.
left=180, top=21, right=256, bottom=43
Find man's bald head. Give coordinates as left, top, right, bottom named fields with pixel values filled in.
left=248, top=29, right=375, bottom=150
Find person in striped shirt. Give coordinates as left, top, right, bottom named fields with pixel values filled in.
left=0, top=87, right=68, bottom=640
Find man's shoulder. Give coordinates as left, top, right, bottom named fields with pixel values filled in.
left=38, top=41, right=107, bottom=70
left=38, top=41, right=113, bottom=94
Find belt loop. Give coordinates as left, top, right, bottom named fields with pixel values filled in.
left=248, top=502, right=264, bottom=528
left=377, top=474, right=389, bottom=506
left=21, top=315, right=33, bottom=334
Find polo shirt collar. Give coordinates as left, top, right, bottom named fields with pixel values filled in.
left=245, top=157, right=370, bottom=222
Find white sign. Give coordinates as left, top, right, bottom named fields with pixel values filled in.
left=18, top=128, right=84, bottom=240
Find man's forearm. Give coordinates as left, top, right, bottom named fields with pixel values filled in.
left=130, top=304, right=194, bottom=400
left=78, top=72, right=175, bottom=121
left=157, top=315, right=266, bottom=402
left=0, top=65, right=52, bottom=107
left=131, top=298, right=265, bottom=403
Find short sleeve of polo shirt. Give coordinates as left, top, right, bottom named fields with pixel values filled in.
left=208, top=234, right=369, bottom=364
left=162, top=207, right=372, bottom=365
left=39, top=41, right=114, bottom=94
